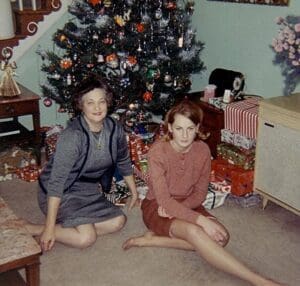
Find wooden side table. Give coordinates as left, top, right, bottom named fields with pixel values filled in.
left=187, top=91, right=224, bottom=158
left=0, top=196, right=41, bottom=286
left=0, top=84, right=41, bottom=163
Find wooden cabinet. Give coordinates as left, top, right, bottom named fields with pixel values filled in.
left=254, top=93, right=300, bottom=216
left=0, top=84, right=41, bottom=163
left=187, top=91, right=224, bottom=158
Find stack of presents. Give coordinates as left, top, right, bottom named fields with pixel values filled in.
left=213, top=97, right=259, bottom=196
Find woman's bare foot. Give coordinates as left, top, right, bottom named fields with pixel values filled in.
left=258, top=278, right=288, bottom=286
left=122, top=231, right=154, bottom=250
left=16, top=218, right=44, bottom=236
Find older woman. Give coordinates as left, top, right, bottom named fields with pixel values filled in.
left=25, top=78, right=137, bottom=251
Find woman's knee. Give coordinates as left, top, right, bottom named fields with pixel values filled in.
left=111, top=215, right=126, bottom=232
left=77, top=231, right=97, bottom=249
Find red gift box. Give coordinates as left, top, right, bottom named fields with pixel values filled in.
left=211, top=159, right=254, bottom=196
left=230, top=169, right=254, bottom=196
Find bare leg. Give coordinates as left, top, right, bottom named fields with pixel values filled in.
left=22, top=215, right=126, bottom=249
left=123, top=231, right=194, bottom=251
left=169, top=219, right=285, bottom=286
left=123, top=219, right=285, bottom=286
left=123, top=218, right=228, bottom=250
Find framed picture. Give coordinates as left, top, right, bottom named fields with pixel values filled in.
left=207, top=0, right=289, bottom=6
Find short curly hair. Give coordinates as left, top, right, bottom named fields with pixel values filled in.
left=73, top=77, right=113, bottom=113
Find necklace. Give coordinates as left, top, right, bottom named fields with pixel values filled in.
left=92, top=130, right=104, bottom=150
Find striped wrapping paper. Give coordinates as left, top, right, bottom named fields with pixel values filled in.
left=224, top=98, right=259, bottom=139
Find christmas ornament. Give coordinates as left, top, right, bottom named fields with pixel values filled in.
left=114, top=15, right=125, bottom=27
left=120, top=78, right=130, bottom=87
left=59, top=34, right=66, bottom=42
left=126, top=55, right=137, bottom=67
left=103, top=0, right=111, bottom=7
left=155, top=8, right=162, bottom=20
left=136, top=23, right=145, bottom=33
left=123, top=9, right=131, bottom=21
left=43, top=98, right=52, bottom=107
left=146, top=82, right=154, bottom=92
left=60, top=58, right=73, bottom=69
left=92, top=33, right=99, bottom=40
left=57, top=107, right=66, bottom=113
left=97, top=54, right=105, bottom=63
left=67, top=74, right=72, bottom=85
left=89, top=0, right=101, bottom=6
left=165, top=1, right=176, bottom=10
left=146, top=68, right=160, bottom=80
left=178, top=35, right=184, bottom=48
left=53, top=72, right=60, bottom=80
left=106, top=53, right=119, bottom=69
left=143, top=91, right=153, bottom=102
left=110, top=113, right=120, bottom=121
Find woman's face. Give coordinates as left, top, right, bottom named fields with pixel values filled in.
left=168, top=114, right=199, bottom=152
left=81, top=88, right=108, bottom=130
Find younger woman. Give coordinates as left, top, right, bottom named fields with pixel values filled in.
left=123, top=99, right=285, bottom=286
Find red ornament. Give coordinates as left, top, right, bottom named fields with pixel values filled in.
left=166, top=1, right=177, bottom=9
left=143, top=91, right=153, bottom=103
left=89, top=0, right=101, bottom=6
left=60, top=58, right=73, bottom=69
left=43, top=98, right=52, bottom=107
left=136, top=23, right=145, bottom=33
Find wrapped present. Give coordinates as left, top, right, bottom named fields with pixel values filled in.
left=221, top=129, right=256, bottom=150
left=230, top=169, right=254, bottom=196
left=203, top=186, right=229, bottom=209
left=217, top=143, right=255, bottom=170
left=211, top=159, right=254, bottom=196
left=224, top=97, right=259, bottom=139
left=221, top=129, right=235, bottom=145
left=44, top=125, right=64, bottom=160
left=208, top=97, right=228, bottom=110
left=16, top=164, right=42, bottom=182
left=233, top=133, right=256, bottom=150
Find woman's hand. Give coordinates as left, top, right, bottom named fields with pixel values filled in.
left=158, top=206, right=173, bottom=219
left=127, top=191, right=138, bottom=211
left=196, top=215, right=227, bottom=244
left=40, top=225, right=56, bottom=252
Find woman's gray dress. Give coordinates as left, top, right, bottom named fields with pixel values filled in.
left=38, top=115, right=133, bottom=227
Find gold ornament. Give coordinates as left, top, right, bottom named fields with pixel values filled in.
left=114, top=15, right=125, bottom=27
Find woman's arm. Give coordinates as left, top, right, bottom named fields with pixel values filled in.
left=40, top=196, right=61, bottom=252
left=123, top=175, right=138, bottom=210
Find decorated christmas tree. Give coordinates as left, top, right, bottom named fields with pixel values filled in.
left=39, top=0, right=205, bottom=120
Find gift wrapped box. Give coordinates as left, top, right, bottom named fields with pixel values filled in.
left=221, top=129, right=235, bottom=145
left=230, top=169, right=254, bottom=196
left=221, top=129, right=256, bottom=150
left=233, top=133, right=256, bottom=150
left=224, top=98, right=259, bottom=139
left=217, top=143, right=255, bottom=170
left=203, top=187, right=229, bottom=209
left=211, top=159, right=254, bottom=196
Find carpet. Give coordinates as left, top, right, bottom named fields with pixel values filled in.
left=0, top=178, right=299, bottom=286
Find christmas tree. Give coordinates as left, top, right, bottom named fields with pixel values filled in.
left=39, top=0, right=205, bottom=120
